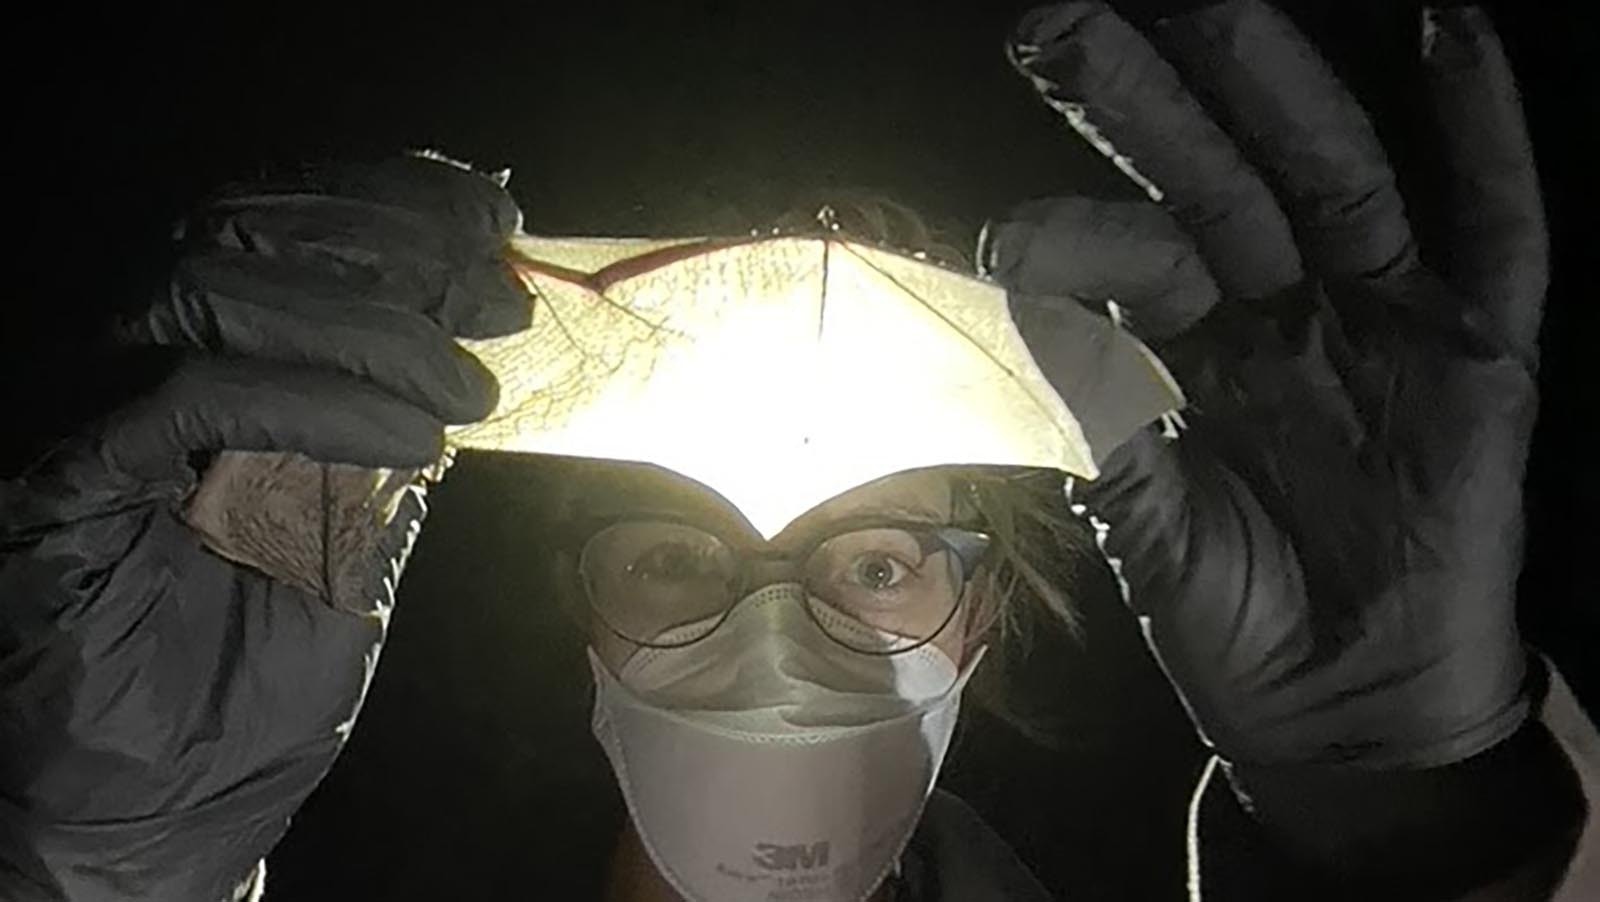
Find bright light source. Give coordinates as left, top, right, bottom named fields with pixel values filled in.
left=447, top=234, right=1181, bottom=538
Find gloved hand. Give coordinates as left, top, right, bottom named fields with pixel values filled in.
left=0, top=153, right=529, bottom=901
left=990, top=0, right=1548, bottom=805
left=989, top=4, right=1585, bottom=891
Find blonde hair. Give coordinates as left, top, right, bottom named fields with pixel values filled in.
left=953, top=467, right=1089, bottom=746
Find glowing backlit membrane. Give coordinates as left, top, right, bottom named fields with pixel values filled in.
left=449, top=234, right=1181, bottom=538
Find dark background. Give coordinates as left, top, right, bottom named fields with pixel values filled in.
left=8, top=1, right=1595, bottom=899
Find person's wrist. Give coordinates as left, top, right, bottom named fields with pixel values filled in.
left=1222, top=673, right=1584, bottom=897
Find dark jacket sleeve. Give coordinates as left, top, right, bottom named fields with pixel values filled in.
left=1193, top=658, right=1596, bottom=901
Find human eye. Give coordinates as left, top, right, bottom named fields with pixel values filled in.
left=845, top=551, right=916, bottom=592
left=810, top=527, right=930, bottom=598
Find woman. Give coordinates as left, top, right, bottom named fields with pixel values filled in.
left=552, top=459, right=1084, bottom=902
left=1, top=2, right=1593, bottom=900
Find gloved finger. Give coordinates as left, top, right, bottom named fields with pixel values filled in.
left=140, top=251, right=500, bottom=424
left=182, top=199, right=531, bottom=338
left=982, top=196, right=1222, bottom=340
left=1420, top=5, right=1547, bottom=360
left=1068, top=428, right=1316, bottom=756
left=1064, top=428, right=1226, bottom=625
left=447, top=254, right=535, bottom=339
left=1008, top=1, right=1303, bottom=302
left=102, top=356, right=445, bottom=483
left=208, top=154, right=522, bottom=245
left=1151, top=0, right=1419, bottom=284
left=319, top=154, right=521, bottom=241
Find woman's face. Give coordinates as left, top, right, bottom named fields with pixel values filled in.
left=582, top=465, right=979, bottom=674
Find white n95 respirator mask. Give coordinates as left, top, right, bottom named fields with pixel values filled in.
left=588, top=583, right=985, bottom=902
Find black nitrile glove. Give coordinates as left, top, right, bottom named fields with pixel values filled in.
left=0, top=153, right=530, bottom=901
left=990, top=1, right=1578, bottom=891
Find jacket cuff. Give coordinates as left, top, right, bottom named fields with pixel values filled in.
left=1223, top=710, right=1586, bottom=898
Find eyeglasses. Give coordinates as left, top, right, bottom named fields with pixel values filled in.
left=575, top=516, right=991, bottom=655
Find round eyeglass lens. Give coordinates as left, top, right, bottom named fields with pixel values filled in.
left=801, top=527, right=964, bottom=653
left=580, top=521, right=739, bottom=645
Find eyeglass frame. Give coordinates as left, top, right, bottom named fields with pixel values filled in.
left=564, top=511, right=994, bottom=656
